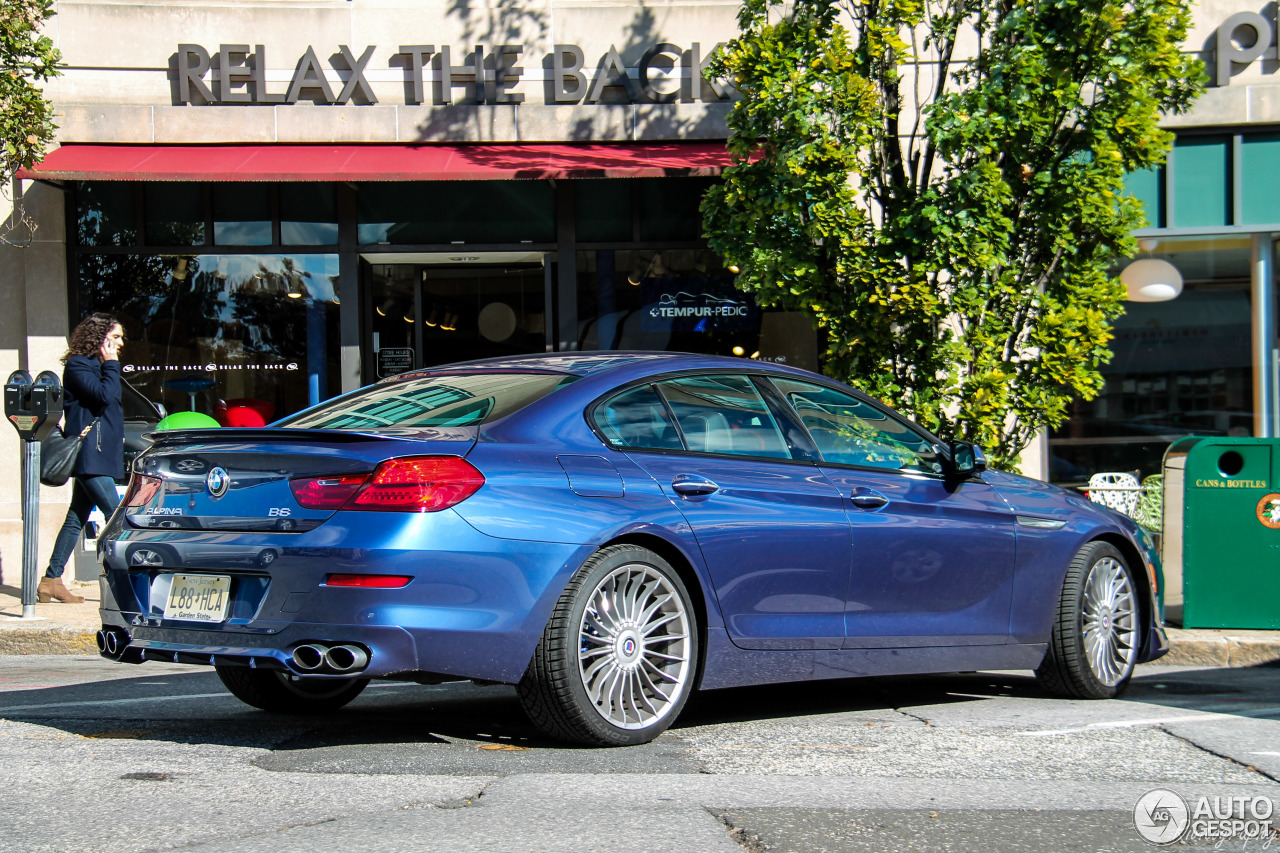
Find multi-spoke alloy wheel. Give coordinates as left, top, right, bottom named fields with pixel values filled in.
left=1036, top=541, right=1141, bottom=699
left=519, top=545, right=699, bottom=746
left=577, top=564, right=692, bottom=730
left=1080, top=556, right=1137, bottom=688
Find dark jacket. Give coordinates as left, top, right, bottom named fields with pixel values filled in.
left=62, top=355, right=124, bottom=480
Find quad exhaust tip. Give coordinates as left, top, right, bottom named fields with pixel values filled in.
left=291, top=642, right=369, bottom=674
left=96, top=628, right=126, bottom=657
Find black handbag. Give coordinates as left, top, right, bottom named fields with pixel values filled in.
left=40, top=419, right=99, bottom=487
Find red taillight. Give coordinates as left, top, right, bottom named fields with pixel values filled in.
left=123, top=475, right=162, bottom=507
left=290, top=457, right=484, bottom=513
left=325, top=573, right=412, bottom=588
left=291, top=474, right=368, bottom=509
left=351, top=456, right=485, bottom=511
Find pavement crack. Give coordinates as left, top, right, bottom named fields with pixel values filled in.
left=433, top=779, right=494, bottom=809
left=1158, top=726, right=1280, bottom=783
left=895, top=708, right=933, bottom=726
left=709, top=808, right=769, bottom=853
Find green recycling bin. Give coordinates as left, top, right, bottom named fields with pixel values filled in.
left=1163, top=437, right=1280, bottom=629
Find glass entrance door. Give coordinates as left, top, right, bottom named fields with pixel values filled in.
left=364, top=258, right=549, bottom=382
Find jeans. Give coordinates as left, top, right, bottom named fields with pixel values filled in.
left=46, top=475, right=120, bottom=579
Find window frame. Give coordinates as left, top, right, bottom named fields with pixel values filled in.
left=758, top=375, right=951, bottom=478
left=586, top=369, right=825, bottom=465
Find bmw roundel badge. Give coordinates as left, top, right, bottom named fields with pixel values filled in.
left=207, top=466, right=230, bottom=498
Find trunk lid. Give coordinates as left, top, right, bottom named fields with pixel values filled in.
left=124, top=427, right=477, bottom=532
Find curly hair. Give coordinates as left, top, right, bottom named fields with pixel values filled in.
left=63, top=313, right=122, bottom=363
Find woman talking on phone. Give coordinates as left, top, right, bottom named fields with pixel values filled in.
left=40, top=313, right=126, bottom=603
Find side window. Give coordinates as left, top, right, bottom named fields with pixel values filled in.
left=657, top=374, right=790, bottom=459
left=592, top=384, right=684, bottom=450
left=771, top=378, right=943, bottom=475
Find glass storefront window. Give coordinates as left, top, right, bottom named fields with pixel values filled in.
left=280, top=184, right=339, bottom=245
left=575, top=180, right=632, bottom=242
left=1049, top=236, right=1254, bottom=484
left=77, top=182, right=137, bottom=246
left=1171, top=136, right=1231, bottom=229
left=77, top=252, right=341, bottom=422
left=637, top=177, right=713, bottom=242
left=367, top=262, right=547, bottom=374
left=575, top=249, right=820, bottom=371
left=145, top=183, right=206, bottom=245
left=213, top=184, right=272, bottom=246
left=357, top=181, right=555, bottom=245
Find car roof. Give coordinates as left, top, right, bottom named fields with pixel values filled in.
left=400, top=351, right=826, bottom=382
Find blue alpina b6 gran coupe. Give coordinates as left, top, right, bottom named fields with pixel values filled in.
left=96, top=352, right=1167, bottom=746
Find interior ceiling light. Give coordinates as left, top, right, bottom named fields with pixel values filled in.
left=1120, top=258, right=1183, bottom=302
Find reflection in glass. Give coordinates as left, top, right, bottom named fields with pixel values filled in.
left=213, top=184, right=271, bottom=246
left=145, top=183, right=205, bottom=245
left=357, top=181, right=555, bottom=245
left=1050, top=236, right=1254, bottom=483
left=77, top=182, right=137, bottom=246
left=281, top=184, right=339, bottom=245
left=77, top=253, right=340, bottom=421
left=281, top=373, right=577, bottom=430
left=367, top=263, right=546, bottom=378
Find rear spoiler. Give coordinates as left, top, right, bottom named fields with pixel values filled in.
left=142, top=426, right=477, bottom=447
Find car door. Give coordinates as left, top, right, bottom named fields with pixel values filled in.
left=767, top=377, right=1017, bottom=648
left=594, top=375, right=852, bottom=650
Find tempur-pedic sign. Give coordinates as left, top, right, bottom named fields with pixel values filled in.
left=176, top=43, right=729, bottom=105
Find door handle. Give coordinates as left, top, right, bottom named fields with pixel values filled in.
left=671, top=475, right=719, bottom=497
left=850, top=490, right=889, bottom=509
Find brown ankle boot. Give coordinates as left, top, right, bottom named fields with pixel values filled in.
left=38, top=577, right=84, bottom=604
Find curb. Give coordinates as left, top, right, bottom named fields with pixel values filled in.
left=1158, top=636, right=1280, bottom=669
left=0, top=626, right=98, bottom=656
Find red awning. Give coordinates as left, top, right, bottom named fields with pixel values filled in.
left=17, top=142, right=732, bottom=182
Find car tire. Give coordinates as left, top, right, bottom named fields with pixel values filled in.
left=1036, top=541, right=1141, bottom=700
left=517, top=544, right=698, bottom=746
left=214, top=665, right=368, bottom=713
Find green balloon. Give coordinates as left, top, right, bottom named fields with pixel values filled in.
left=155, top=411, right=221, bottom=430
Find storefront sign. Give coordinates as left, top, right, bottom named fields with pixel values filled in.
left=123, top=361, right=300, bottom=373
left=376, top=347, right=414, bottom=378
left=1217, top=8, right=1280, bottom=85
left=176, top=42, right=729, bottom=106
left=642, top=280, right=756, bottom=332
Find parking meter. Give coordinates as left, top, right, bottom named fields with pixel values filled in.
left=5, top=369, right=65, bottom=616
left=6, top=369, right=62, bottom=442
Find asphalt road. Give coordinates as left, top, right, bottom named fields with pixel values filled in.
left=0, top=657, right=1277, bottom=852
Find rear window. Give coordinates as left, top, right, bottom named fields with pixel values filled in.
left=278, top=372, right=578, bottom=430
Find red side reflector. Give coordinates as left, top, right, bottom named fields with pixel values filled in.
left=123, top=475, right=162, bottom=507
left=325, top=574, right=412, bottom=588
left=291, top=473, right=369, bottom=509
left=349, top=456, right=485, bottom=512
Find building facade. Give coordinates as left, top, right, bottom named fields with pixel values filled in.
left=1, top=0, right=1277, bottom=573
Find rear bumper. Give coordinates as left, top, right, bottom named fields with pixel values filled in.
left=98, top=508, right=592, bottom=682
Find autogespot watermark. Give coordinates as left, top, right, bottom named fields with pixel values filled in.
left=1135, top=789, right=1277, bottom=846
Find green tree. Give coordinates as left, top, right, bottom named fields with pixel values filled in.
left=1, top=0, right=60, bottom=182
left=702, top=0, right=1203, bottom=469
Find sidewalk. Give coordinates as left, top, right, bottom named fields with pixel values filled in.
left=1, top=580, right=1278, bottom=666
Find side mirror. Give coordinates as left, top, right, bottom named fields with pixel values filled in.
left=950, top=441, right=987, bottom=478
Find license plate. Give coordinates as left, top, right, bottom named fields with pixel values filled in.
left=164, top=574, right=231, bottom=623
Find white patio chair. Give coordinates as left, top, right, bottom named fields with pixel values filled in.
left=1086, top=471, right=1142, bottom=518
